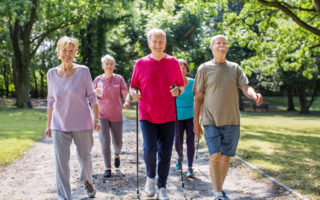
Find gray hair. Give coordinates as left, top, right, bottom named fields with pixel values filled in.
left=178, top=59, right=190, bottom=73
left=210, top=35, right=228, bottom=46
left=101, top=54, right=116, bottom=65
left=146, top=28, right=166, bottom=41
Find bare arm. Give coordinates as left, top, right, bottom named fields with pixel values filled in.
left=45, top=108, right=53, bottom=138
left=91, top=104, right=101, bottom=131
left=241, top=85, right=263, bottom=106
left=193, top=91, right=204, bottom=138
left=122, top=90, right=130, bottom=109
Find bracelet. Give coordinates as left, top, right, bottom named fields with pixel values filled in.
left=94, top=119, right=100, bottom=123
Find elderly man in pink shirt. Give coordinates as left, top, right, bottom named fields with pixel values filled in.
left=45, top=36, right=100, bottom=200
left=130, top=28, right=185, bottom=200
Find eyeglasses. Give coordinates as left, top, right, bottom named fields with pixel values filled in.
left=214, top=42, right=228, bottom=46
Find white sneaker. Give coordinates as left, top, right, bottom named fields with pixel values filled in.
left=158, top=187, right=170, bottom=200
left=145, top=177, right=155, bottom=197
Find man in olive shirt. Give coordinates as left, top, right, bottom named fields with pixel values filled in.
left=193, top=35, right=263, bottom=200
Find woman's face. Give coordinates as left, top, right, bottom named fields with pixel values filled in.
left=58, top=44, right=77, bottom=64
left=180, top=63, right=188, bottom=77
left=102, top=59, right=115, bottom=73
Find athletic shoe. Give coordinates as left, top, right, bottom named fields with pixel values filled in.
left=84, top=180, right=96, bottom=198
left=115, top=157, right=120, bottom=168
left=175, top=161, right=181, bottom=170
left=214, top=195, right=224, bottom=200
left=158, top=187, right=170, bottom=200
left=145, top=177, right=155, bottom=197
left=186, top=168, right=194, bottom=178
left=103, top=169, right=111, bottom=178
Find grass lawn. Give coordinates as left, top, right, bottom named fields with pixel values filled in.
left=239, top=112, right=320, bottom=199
left=0, top=99, right=47, bottom=167
left=123, top=108, right=320, bottom=199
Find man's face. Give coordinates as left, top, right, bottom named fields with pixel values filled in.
left=148, top=33, right=166, bottom=54
left=210, top=37, right=228, bottom=57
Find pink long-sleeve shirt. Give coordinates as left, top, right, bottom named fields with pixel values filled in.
left=130, top=54, right=184, bottom=124
left=47, top=65, right=98, bottom=132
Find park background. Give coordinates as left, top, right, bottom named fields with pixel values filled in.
left=0, top=0, right=319, bottom=199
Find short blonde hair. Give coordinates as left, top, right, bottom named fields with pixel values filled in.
left=55, top=36, right=78, bottom=54
left=146, top=28, right=166, bottom=41
left=101, top=54, right=116, bottom=65
left=210, top=35, right=228, bottom=46
left=178, top=59, right=190, bottom=73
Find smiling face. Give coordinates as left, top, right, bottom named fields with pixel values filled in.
left=147, top=32, right=166, bottom=54
left=210, top=36, right=228, bottom=57
left=57, top=44, right=77, bottom=64
left=102, top=58, right=115, bottom=73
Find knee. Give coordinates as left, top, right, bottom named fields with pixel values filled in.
left=210, top=152, right=223, bottom=164
left=221, top=154, right=230, bottom=163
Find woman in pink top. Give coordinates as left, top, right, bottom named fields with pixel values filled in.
left=93, top=54, right=130, bottom=178
left=45, top=36, right=100, bottom=200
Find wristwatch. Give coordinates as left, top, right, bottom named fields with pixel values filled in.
left=177, top=87, right=181, bottom=96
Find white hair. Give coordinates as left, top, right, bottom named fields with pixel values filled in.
left=101, top=54, right=115, bottom=65
left=146, top=28, right=166, bottom=41
left=210, top=35, right=228, bottom=46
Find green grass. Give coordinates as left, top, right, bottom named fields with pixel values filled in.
left=0, top=100, right=47, bottom=166
left=238, top=112, right=320, bottom=199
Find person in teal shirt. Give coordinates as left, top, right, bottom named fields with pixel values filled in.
left=175, top=59, right=195, bottom=178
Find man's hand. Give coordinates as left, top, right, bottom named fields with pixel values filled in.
left=255, top=93, right=263, bottom=106
left=193, top=121, right=203, bottom=138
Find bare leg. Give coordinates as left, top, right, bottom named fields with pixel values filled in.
left=209, top=152, right=230, bottom=192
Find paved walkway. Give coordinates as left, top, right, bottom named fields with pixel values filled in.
left=0, top=116, right=296, bottom=200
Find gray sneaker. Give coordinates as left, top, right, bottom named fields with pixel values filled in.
left=158, top=187, right=170, bottom=200
left=84, top=180, right=96, bottom=198
left=145, top=177, right=155, bottom=197
left=214, top=195, right=224, bottom=200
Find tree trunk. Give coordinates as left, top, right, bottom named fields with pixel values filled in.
left=3, top=63, right=10, bottom=97
left=33, top=70, right=39, bottom=98
left=12, top=58, right=32, bottom=108
left=40, top=71, right=46, bottom=98
left=297, top=82, right=309, bottom=114
left=287, top=86, right=295, bottom=111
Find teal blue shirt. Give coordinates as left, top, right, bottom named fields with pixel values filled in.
left=177, top=78, right=194, bottom=120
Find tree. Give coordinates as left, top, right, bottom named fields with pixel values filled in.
left=0, top=0, right=112, bottom=108
left=221, top=0, right=320, bottom=113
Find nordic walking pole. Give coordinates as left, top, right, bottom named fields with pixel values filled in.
left=195, top=137, right=200, bottom=160
left=135, top=87, right=140, bottom=198
left=173, top=84, right=184, bottom=188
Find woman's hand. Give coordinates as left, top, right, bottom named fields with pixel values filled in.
left=45, top=128, right=52, bottom=138
left=94, top=119, right=101, bottom=131
left=123, top=101, right=130, bottom=109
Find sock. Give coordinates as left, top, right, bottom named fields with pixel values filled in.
left=214, top=192, right=223, bottom=197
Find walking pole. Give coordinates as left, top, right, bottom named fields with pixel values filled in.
left=195, top=137, right=200, bottom=160
left=135, top=87, right=140, bottom=199
left=173, top=84, right=184, bottom=188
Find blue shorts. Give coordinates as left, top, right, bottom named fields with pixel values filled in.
left=204, top=125, right=240, bottom=156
